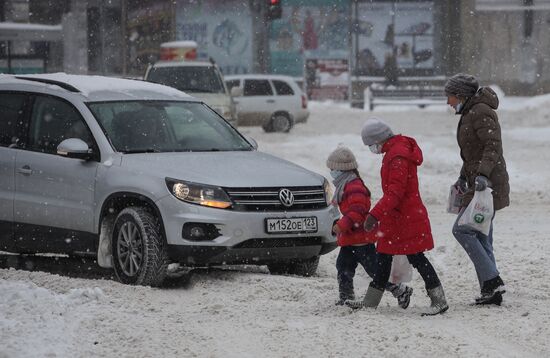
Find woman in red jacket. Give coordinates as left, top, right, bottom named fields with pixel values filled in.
left=326, top=146, right=412, bottom=308
left=348, top=118, right=448, bottom=316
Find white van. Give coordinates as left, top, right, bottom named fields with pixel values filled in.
left=144, top=42, right=237, bottom=125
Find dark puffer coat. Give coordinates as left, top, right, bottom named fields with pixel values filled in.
left=457, top=87, right=510, bottom=210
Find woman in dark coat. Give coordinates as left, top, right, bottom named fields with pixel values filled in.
left=445, top=73, right=509, bottom=305
left=347, top=118, right=448, bottom=316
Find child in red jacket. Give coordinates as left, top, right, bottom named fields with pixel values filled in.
left=327, top=146, right=412, bottom=308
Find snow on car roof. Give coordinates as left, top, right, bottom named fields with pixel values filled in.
left=224, top=74, right=297, bottom=81
left=0, top=73, right=194, bottom=102
left=150, top=61, right=215, bottom=68
left=160, top=40, right=197, bottom=48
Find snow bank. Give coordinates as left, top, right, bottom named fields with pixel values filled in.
left=0, top=279, right=104, bottom=358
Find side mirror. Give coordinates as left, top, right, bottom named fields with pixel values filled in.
left=230, top=86, right=243, bottom=97
left=245, top=136, right=258, bottom=150
left=57, top=138, right=92, bottom=160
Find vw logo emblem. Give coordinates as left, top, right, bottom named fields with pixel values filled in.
left=278, top=188, right=294, bottom=207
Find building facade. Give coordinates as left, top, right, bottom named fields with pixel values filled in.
left=2, top=0, right=549, bottom=94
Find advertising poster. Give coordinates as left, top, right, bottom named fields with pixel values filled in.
left=355, top=2, right=434, bottom=76
left=305, top=58, right=349, bottom=101
left=269, top=0, right=350, bottom=76
left=176, top=0, right=252, bottom=75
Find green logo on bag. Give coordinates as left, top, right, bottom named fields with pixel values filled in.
left=474, top=214, right=485, bottom=223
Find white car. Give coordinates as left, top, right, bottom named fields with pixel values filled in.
left=225, top=74, right=309, bottom=133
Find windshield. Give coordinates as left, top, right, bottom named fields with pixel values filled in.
left=88, top=101, right=251, bottom=153
left=146, top=66, right=226, bottom=94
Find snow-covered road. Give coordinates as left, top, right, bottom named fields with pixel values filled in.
left=2, top=98, right=550, bottom=357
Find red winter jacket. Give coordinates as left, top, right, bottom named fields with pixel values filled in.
left=335, top=178, right=377, bottom=246
left=369, top=135, right=434, bottom=255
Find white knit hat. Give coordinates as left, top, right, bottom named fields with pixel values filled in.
left=326, top=146, right=358, bottom=171
left=361, top=117, right=394, bottom=146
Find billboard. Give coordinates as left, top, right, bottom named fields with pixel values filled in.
left=176, top=1, right=252, bottom=75
left=305, top=58, right=349, bottom=101
left=355, top=2, right=434, bottom=76
left=269, top=0, right=350, bottom=76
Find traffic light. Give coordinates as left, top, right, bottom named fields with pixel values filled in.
left=266, top=0, right=282, bottom=20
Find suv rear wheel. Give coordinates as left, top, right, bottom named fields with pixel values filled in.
left=112, top=207, right=168, bottom=286
left=267, top=256, right=319, bottom=277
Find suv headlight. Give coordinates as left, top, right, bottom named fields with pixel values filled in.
left=323, top=178, right=333, bottom=205
left=166, top=178, right=232, bottom=209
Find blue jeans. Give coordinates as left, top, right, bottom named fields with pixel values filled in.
left=453, top=208, right=499, bottom=287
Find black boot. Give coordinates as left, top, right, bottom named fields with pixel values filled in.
left=335, top=292, right=355, bottom=306
left=387, top=283, right=413, bottom=309
left=476, top=275, right=505, bottom=306
left=335, top=278, right=355, bottom=306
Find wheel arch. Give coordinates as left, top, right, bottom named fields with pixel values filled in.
left=271, top=110, right=293, bottom=121
left=96, top=192, right=166, bottom=268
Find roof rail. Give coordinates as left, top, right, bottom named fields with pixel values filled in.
left=15, top=76, right=80, bottom=93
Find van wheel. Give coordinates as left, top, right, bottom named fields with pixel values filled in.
left=263, top=113, right=293, bottom=133
left=267, top=256, right=319, bottom=277
left=112, top=207, right=168, bottom=287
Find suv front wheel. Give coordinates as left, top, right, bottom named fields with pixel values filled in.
left=267, top=256, right=319, bottom=277
left=112, top=207, right=168, bottom=286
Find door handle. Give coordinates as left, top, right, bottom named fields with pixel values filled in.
left=17, top=165, right=33, bottom=175
left=266, top=99, right=275, bottom=103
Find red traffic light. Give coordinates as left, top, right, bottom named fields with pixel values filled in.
left=267, top=0, right=282, bottom=20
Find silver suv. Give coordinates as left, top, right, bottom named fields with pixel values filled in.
left=0, top=74, right=338, bottom=286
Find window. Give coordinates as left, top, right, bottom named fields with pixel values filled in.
left=243, top=79, right=273, bottom=96
left=147, top=66, right=225, bottom=94
left=88, top=101, right=251, bottom=153
left=225, top=80, right=240, bottom=91
left=28, top=96, right=94, bottom=154
left=273, top=80, right=294, bottom=96
left=0, top=93, right=26, bottom=147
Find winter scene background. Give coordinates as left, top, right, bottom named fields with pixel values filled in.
left=2, top=0, right=550, bottom=357
left=1, top=96, right=549, bottom=357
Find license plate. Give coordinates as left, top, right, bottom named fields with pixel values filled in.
left=265, top=217, right=318, bottom=234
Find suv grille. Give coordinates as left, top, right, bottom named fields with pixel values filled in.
left=225, top=186, right=327, bottom=212
left=233, top=237, right=323, bottom=249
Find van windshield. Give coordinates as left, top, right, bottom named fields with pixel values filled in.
left=146, top=66, right=226, bottom=94
left=88, top=101, right=251, bottom=153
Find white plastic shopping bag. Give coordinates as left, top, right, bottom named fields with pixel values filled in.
left=457, top=188, right=494, bottom=235
left=446, top=184, right=462, bottom=214
left=390, top=255, right=413, bottom=283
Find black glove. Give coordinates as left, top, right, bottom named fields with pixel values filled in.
left=364, top=214, right=378, bottom=232
left=454, top=177, right=468, bottom=194
left=475, top=175, right=490, bottom=191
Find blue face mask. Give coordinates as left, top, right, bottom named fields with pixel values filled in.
left=455, top=102, right=463, bottom=114
left=330, top=170, right=344, bottom=179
